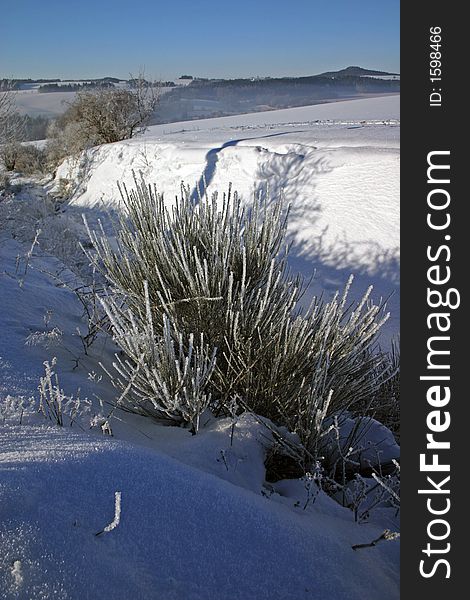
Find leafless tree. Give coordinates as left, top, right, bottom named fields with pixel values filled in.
left=46, top=73, right=160, bottom=168
left=0, top=81, right=26, bottom=170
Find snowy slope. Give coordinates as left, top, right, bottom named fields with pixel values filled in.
left=0, top=423, right=399, bottom=600
left=148, top=94, right=399, bottom=132
left=0, top=97, right=400, bottom=599
left=55, top=95, right=399, bottom=345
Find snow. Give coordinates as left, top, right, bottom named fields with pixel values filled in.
left=149, top=94, right=399, bottom=131
left=0, top=422, right=399, bottom=600
left=360, top=75, right=400, bottom=81
left=1, top=96, right=399, bottom=599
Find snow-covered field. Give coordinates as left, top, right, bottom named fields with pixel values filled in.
left=0, top=96, right=400, bottom=599
left=14, top=90, right=77, bottom=117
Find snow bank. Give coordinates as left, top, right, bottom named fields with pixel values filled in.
left=55, top=98, right=399, bottom=277
left=0, top=423, right=399, bottom=600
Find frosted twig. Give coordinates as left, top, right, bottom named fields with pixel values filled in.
left=352, top=529, right=400, bottom=550
left=95, top=491, right=122, bottom=536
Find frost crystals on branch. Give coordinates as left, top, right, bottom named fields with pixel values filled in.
left=99, top=283, right=217, bottom=433
left=86, top=175, right=394, bottom=458
left=95, top=491, right=122, bottom=537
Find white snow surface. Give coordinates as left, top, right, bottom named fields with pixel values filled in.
left=0, top=422, right=399, bottom=600
left=1, top=97, right=400, bottom=599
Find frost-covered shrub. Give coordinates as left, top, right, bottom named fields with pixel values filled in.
left=13, top=144, right=48, bottom=175
left=320, top=415, right=400, bottom=480
left=0, top=171, right=10, bottom=194
left=0, top=85, right=25, bottom=152
left=0, top=395, right=36, bottom=425
left=338, top=460, right=400, bottom=523
left=25, top=327, right=63, bottom=349
left=54, top=177, right=72, bottom=199
left=365, top=339, right=400, bottom=440
left=100, top=286, right=217, bottom=433
left=46, top=79, right=159, bottom=168
left=45, top=118, right=86, bottom=169
left=38, top=358, right=92, bottom=427
left=0, top=140, right=46, bottom=174
left=38, top=358, right=71, bottom=426
left=86, top=176, right=391, bottom=445
left=0, top=359, right=108, bottom=431
left=0, top=185, right=88, bottom=278
left=0, top=142, right=21, bottom=171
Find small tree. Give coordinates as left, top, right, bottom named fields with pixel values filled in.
left=46, top=75, right=159, bottom=168
left=0, top=82, right=26, bottom=170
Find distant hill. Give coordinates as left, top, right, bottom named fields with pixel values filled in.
left=318, top=66, right=399, bottom=78
left=8, top=67, right=400, bottom=123
left=154, top=69, right=399, bottom=124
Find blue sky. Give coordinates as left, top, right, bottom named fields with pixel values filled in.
left=1, top=0, right=399, bottom=79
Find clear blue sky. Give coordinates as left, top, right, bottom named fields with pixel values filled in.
left=1, top=0, right=399, bottom=79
